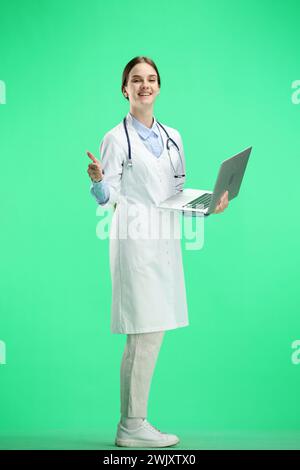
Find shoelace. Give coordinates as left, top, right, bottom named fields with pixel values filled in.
left=144, top=420, right=163, bottom=434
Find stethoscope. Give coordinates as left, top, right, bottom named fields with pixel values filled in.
left=122, top=117, right=185, bottom=179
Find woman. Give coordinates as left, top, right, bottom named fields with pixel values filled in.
left=87, top=56, right=229, bottom=448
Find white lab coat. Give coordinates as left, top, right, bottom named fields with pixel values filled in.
left=98, top=112, right=189, bottom=334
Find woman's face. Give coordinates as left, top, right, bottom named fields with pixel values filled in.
left=124, top=62, right=160, bottom=107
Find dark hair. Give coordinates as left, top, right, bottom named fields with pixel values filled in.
left=121, top=56, right=161, bottom=100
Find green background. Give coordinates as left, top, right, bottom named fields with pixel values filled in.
left=0, top=0, right=300, bottom=450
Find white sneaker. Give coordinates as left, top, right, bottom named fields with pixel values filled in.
left=115, top=418, right=180, bottom=448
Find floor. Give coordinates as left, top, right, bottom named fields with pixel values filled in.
left=0, top=430, right=300, bottom=450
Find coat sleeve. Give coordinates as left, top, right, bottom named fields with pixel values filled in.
left=174, top=131, right=186, bottom=193
left=90, top=132, right=126, bottom=208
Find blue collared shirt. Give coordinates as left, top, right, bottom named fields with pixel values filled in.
left=91, top=113, right=163, bottom=204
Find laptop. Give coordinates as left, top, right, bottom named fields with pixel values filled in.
left=158, top=146, right=252, bottom=216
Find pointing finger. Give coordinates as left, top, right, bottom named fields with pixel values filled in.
left=86, top=150, right=99, bottom=164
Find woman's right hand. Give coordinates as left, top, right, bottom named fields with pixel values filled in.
left=86, top=151, right=104, bottom=182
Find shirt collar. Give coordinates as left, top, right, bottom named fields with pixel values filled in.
left=128, top=112, right=160, bottom=140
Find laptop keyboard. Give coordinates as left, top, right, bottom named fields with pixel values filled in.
left=183, top=193, right=212, bottom=209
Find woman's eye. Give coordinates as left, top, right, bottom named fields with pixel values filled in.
left=132, top=79, right=156, bottom=82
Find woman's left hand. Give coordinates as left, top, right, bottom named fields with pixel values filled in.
left=213, top=190, right=229, bottom=214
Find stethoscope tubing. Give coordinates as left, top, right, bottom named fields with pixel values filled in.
left=123, top=117, right=185, bottom=178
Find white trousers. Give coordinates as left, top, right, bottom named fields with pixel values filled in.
left=120, top=331, right=165, bottom=418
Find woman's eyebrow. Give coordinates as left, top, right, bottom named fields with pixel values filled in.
left=131, top=74, right=157, bottom=78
